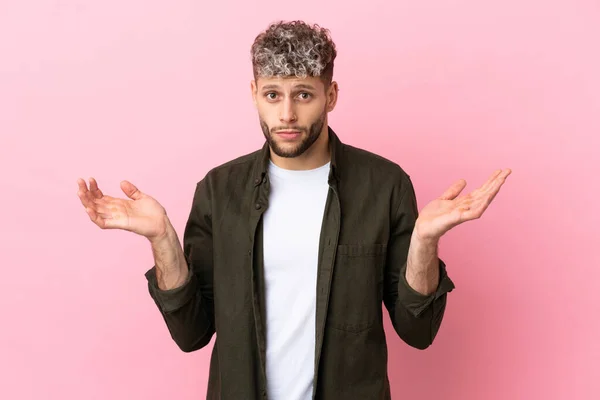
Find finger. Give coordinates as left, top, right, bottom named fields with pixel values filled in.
left=85, top=205, right=117, bottom=229
left=482, top=168, right=511, bottom=198
left=481, top=168, right=512, bottom=194
left=89, top=177, right=104, bottom=199
left=79, top=191, right=111, bottom=217
left=77, top=178, right=99, bottom=208
left=464, top=173, right=509, bottom=217
left=77, top=178, right=89, bottom=193
left=77, top=178, right=91, bottom=202
left=439, top=179, right=467, bottom=200
left=485, top=176, right=508, bottom=204
left=477, top=169, right=503, bottom=193
left=460, top=169, right=510, bottom=220
left=94, top=202, right=115, bottom=216
left=77, top=185, right=94, bottom=209
left=464, top=198, right=489, bottom=218
left=465, top=170, right=505, bottom=205
left=95, top=210, right=113, bottom=219
left=120, top=180, right=143, bottom=201
left=86, top=206, right=105, bottom=228
left=79, top=187, right=108, bottom=210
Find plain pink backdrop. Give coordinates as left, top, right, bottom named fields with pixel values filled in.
left=1, top=0, right=598, bottom=399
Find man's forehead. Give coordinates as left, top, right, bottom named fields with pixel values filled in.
left=256, top=75, right=323, bottom=90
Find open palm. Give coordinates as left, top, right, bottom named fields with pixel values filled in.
left=77, top=177, right=168, bottom=240
left=415, top=169, right=512, bottom=241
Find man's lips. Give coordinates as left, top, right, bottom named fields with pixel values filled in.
left=275, top=130, right=302, bottom=139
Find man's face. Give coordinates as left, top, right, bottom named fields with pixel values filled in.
left=251, top=76, right=337, bottom=158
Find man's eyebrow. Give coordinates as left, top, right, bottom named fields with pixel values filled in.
left=292, top=84, right=317, bottom=91
left=260, top=84, right=280, bottom=91
left=260, top=84, right=317, bottom=91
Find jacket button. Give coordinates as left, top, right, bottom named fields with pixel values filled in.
left=255, top=203, right=262, bottom=210
left=254, top=177, right=261, bottom=184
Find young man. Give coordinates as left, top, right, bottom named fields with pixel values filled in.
left=77, top=20, right=510, bottom=400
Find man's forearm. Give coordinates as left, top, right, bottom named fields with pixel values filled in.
left=405, top=223, right=440, bottom=296
left=149, top=219, right=189, bottom=291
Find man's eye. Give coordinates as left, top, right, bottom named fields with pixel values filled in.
left=298, top=93, right=311, bottom=100
left=266, top=93, right=277, bottom=100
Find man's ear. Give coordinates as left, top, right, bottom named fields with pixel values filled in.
left=251, top=80, right=258, bottom=108
left=326, top=81, right=339, bottom=112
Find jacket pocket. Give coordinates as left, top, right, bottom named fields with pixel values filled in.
left=328, top=243, right=387, bottom=333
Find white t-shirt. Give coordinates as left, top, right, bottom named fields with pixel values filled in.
left=262, top=160, right=331, bottom=400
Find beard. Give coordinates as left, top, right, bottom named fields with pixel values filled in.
left=260, top=109, right=326, bottom=158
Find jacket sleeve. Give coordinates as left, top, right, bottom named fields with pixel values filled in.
left=144, top=177, right=216, bottom=352
left=383, top=174, right=456, bottom=350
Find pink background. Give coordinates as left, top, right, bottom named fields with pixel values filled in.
left=1, top=0, right=598, bottom=399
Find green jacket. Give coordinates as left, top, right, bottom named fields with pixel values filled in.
left=145, top=126, right=455, bottom=399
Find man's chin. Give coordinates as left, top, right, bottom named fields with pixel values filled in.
left=271, top=144, right=303, bottom=158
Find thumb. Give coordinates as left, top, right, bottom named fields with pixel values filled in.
left=120, top=180, right=144, bottom=200
left=439, top=179, right=467, bottom=200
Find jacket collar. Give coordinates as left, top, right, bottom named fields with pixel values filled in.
left=252, top=125, right=342, bottom=186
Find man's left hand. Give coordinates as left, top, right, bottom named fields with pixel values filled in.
left=414, top=168, right=512, bottom=242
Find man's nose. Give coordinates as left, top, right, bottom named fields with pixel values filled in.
left=279, top=98, right=297, bottom=123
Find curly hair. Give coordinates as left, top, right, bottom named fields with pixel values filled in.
left=251, top=20, right=337, bottom=86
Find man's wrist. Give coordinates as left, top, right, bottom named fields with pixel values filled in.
left=147, top=216, right=175, bottom=246
left=413, top=220, right=441, bottom=248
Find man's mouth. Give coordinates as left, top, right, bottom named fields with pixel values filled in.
left=275, top=130, right=302, bottom=139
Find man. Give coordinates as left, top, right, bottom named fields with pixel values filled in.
left=77, top=20, right=511, bottom=400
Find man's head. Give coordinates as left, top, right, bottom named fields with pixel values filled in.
left=250, top=21, right=339, bottom=160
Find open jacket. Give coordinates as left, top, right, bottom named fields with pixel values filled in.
left=145, top=127, right=456, bottom=399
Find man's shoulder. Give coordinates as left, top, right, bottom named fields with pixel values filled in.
left=339, top=143, right=416, bottom=207
left=341, top=142, right=411, bottom=181
left=195, top=147, right=263, bottom=186
left=212, top=148, right=262, bottom=174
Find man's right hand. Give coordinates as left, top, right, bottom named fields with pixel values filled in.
left=77, top=177, right=169, bottom=242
